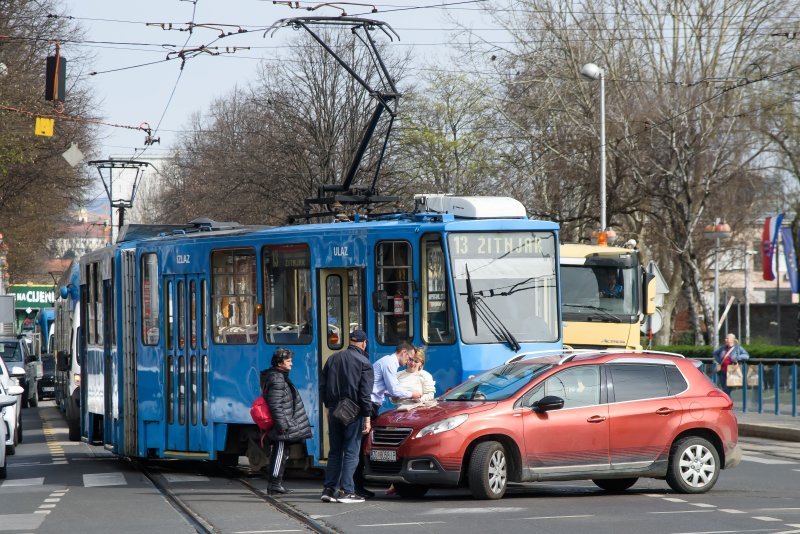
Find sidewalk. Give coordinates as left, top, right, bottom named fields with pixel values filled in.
left=736, top=410, right=800, bottom=442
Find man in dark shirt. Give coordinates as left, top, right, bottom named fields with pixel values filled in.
left=319, top=329, right=374, bottom=504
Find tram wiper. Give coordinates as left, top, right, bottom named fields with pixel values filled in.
left=462, top=263, right=521, bottom=352
left=563, top=304, right=622, bottom=323
left=465, top=264, right=479, bottom=336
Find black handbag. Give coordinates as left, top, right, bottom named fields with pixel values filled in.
left=332, top=397, right=360, bottom=426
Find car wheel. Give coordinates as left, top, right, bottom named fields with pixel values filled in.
left=6, top=444, right=14, bottom=456
left=666, top=436, right=720, bottom=494
left=468, top=441, right=507, bottom=500
left=592, top=478, right=638, bottom=492
left=393, top=482, right=429, bottom=499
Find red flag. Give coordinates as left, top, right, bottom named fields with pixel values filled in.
left=762, top=217, right=774, bottom=281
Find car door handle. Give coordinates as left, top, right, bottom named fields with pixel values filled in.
left=587, top=415, right=607, bottom=423
left=655, top=407, right=674, bottom=415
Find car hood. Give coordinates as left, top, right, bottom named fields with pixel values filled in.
left=376, top=401, right=498, bottom=428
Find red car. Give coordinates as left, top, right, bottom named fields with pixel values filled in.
left=364, top=351, right=741, bottom=500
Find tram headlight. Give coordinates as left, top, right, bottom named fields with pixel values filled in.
left=416, top=414, right=468, bottom=438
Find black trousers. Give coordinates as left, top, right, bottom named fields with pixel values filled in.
left=268, top=439, right=290, bottom=484
left=354, top=403, right=381, bottom=490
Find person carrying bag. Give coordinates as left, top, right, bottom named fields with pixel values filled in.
left=713, top=333, right=750, bottom=395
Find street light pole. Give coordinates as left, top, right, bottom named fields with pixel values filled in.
left=581, top=62, right=606, bottom=231
left=744, top=248, right=756, bottom=345
left=704, top=219, right=731, bottom=346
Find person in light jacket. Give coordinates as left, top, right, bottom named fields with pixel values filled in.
left=391, top=347, right=436, bottom=406
left=264, top=347, right=312, bottom=494
left=713, top=333, right=749, bottom=395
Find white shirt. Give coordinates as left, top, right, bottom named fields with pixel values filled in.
left=370, top=352, right=412, bottom=404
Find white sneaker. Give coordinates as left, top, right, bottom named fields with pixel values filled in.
left=336, top=492, right=365, bottom=504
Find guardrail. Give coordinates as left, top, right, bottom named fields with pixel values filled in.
left=697, top=358, right=799, bottom=417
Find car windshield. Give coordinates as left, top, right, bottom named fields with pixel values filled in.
left=0, top=341, right=23, bottom=363
left=441, top=362, right=552, bottom=401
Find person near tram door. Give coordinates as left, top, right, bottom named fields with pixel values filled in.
left=263, top=347, right=312, bottom=494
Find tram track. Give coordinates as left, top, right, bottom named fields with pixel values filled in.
left=135, top=460, right=336, bottom=534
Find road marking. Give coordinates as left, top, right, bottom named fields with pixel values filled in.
left=751, top=517, right=782, bottom=521
left=670, top=529, right=780, bottom=533
left=43, top=498, right=60, bottom=503
left=233, top=531, right=305, bottom=533
left=38, top=504, right=56, bottom=509
left=356, top=522, right=447, bottom=527
left=1, top=478, right=45, bottom=487
left=83, top=473, right=127, bottom=487
left=509, top=515, right=594, bottom=520
left=718, top=509, right=747, bottom=514
left=664, top=497, right=688, bottom=503
left=742, top=455, right=797, bottom=465
left=690, top=503, right=717, bottom=508
left=0, top=514, right=46, bottom=529
left=651, top=510, right=715, bottom=514
left=422, top=506, right=528, bottom=515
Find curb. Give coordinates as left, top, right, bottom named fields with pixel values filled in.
left=738, top=422, right=800, bottom=443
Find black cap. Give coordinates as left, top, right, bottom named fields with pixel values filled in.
left=350, top=329, right=367, bottom=342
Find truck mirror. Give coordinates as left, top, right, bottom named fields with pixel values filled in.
left=642, top=273, right=656, bottom=315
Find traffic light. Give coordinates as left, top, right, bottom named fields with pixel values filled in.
left=45, top=54, right=66, bottom=102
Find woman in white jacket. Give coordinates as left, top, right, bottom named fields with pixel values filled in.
left=392, top=347, right=436, bottom=406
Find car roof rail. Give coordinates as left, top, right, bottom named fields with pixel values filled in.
left=605, top=349, right=685, bottom=359
left=505, top=349, right=600, bottom=365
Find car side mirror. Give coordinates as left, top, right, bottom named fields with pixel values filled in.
left=7, top=385, right=24, bottom=396
left=532, top=395, right=565, bottom=413
left=0, top=395, right=18, bottom=409
left=10, top=366, right=26, bottom=378
left=56, top=351, right=71, bottom=372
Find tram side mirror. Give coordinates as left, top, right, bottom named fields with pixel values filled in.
left=56, top=350, right=71, bottom=372
left=373, top=290, right=388, bottom=312
left=532, top=395, right=565, bottom=413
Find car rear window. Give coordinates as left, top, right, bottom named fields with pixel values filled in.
left=608, top=363, right=670, bottom=402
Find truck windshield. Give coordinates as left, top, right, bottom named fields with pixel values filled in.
left=448, top=231, right=558, bottom=345
left=561, top=265, right=639, bottom=317
left=0, top=341, right=24, bottom=363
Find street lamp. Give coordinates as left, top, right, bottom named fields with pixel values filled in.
left=743, top=248, right=757, bottom=345
left=581, top=62, right=606, bottom=231
left=704, top=219, right=731, bottom=346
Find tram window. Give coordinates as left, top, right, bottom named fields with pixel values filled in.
left=177, top=280, right=185, bottom=349
left=348, top=270, right=364, bottom=333
left=200, top=280, right=208, bottom=350
left=375, top=241, right=413, bottom=345
left=211, top=248, right=258, bottom=344
left=94, top=263, right=103, bottom=346
left=166, top=281, right=173, bottom=350
left=262, top=244, right=312, bottom=345
left=190, top=280, right=197, bottom=349
left=326, top=275, right=344, bottom=350
left=86, top=264, right=95, bottom=345
left=141, top=253, right=160, bottom=346
left=422, top=236, right=455, bottom=344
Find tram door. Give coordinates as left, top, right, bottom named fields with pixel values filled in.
left=165, top=274, right=206, bottom=453
left=318, top=268, right=365, bottom=460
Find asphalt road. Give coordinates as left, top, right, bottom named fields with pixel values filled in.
left=3, top=402, right=800, bottom=534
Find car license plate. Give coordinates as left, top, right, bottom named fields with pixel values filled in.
left=370, top=449, right=396, bottom=462
left=43, top=387, right=54, bottom=392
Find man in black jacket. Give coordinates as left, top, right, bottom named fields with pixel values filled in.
left=264, top=348, right=312, bottom=494
left=319, top=329, right=374, bottom=504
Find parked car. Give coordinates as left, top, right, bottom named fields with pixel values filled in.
left=0, top=336, right=40, bottom=408
left=364, top=351, right=742, bottom=500
left=38, top=354, right=56, bottom=400
left=0, top=356, right=23, bottom=455
left=2, top=387, right=22, bottom=478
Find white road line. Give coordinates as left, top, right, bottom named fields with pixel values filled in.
left=718, top=509, right=747, bottom=514
left=37, top=505, right=55, bottom=509
left=233, top=531, right=305, bottom=533
left=0, top=514, right=46, bottom=530
left=83, top=473, right=127, bottom=487
left=752, top=517, right=782, bottom=522
left=690, top=503, right=717, bottom=508
left=422, top=506, right=528, bottom=515
left=651, top=510, right=715, bottom=514
left=664, top=497, right=688, bottom=503
left=509, top=515, right=594, bottom=520
left=357, top=522, right=447, bottom=527
left=742, top=455, right=797, bottom=465
left=670, top=529, right=779, bottom=533
left=1, top=478, right=45, bottom=487
left=43, top=498, right=60, bottom=503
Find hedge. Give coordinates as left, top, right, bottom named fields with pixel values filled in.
left=653, top=344, right=800, bottom=360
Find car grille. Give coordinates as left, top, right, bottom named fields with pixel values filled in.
left=367, top=459, right=403, bottom=475
left=372, top=427, right=413, bottom=447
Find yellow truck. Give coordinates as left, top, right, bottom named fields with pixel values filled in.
left=560, top=243, right=658, bottom=349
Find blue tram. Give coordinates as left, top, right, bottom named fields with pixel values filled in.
left=78, top=195, right=562, bottom=465
left=53, top=260, right=82, bottom=440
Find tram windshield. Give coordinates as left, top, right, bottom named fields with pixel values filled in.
left=448, top=231, right=559, bottom=345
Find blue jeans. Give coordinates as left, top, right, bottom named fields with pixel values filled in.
left=324, top=413, right=363, bottom=494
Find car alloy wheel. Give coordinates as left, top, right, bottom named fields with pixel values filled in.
left=666, top=436, right=720, bottom=494
left=468, top=441, right=508, bottom=500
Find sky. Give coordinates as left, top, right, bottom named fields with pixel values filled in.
left=63, top=0, right=503, bottom=162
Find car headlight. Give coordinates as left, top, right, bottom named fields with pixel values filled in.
left=416, top=414, right=468, bottom=438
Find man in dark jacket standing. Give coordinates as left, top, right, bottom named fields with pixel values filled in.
left=319, top=329, right=374, bottom=504
left=264, top=348, right=312, bottom=494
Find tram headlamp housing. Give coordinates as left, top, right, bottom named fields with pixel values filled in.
left=416, top=414, right=468, bottom=438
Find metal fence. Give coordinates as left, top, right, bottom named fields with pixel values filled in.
left=697, top=358, right=799, bottom=417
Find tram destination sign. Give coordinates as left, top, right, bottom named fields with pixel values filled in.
left=8, top=284, right=56, bottom=308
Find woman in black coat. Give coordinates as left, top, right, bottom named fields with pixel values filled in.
left=264, top=348, right=312, bottom=493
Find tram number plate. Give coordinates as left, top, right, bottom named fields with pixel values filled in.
left=370, top=449, right=396, bottom=462
left=43, top=387, right=54, bottom=392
